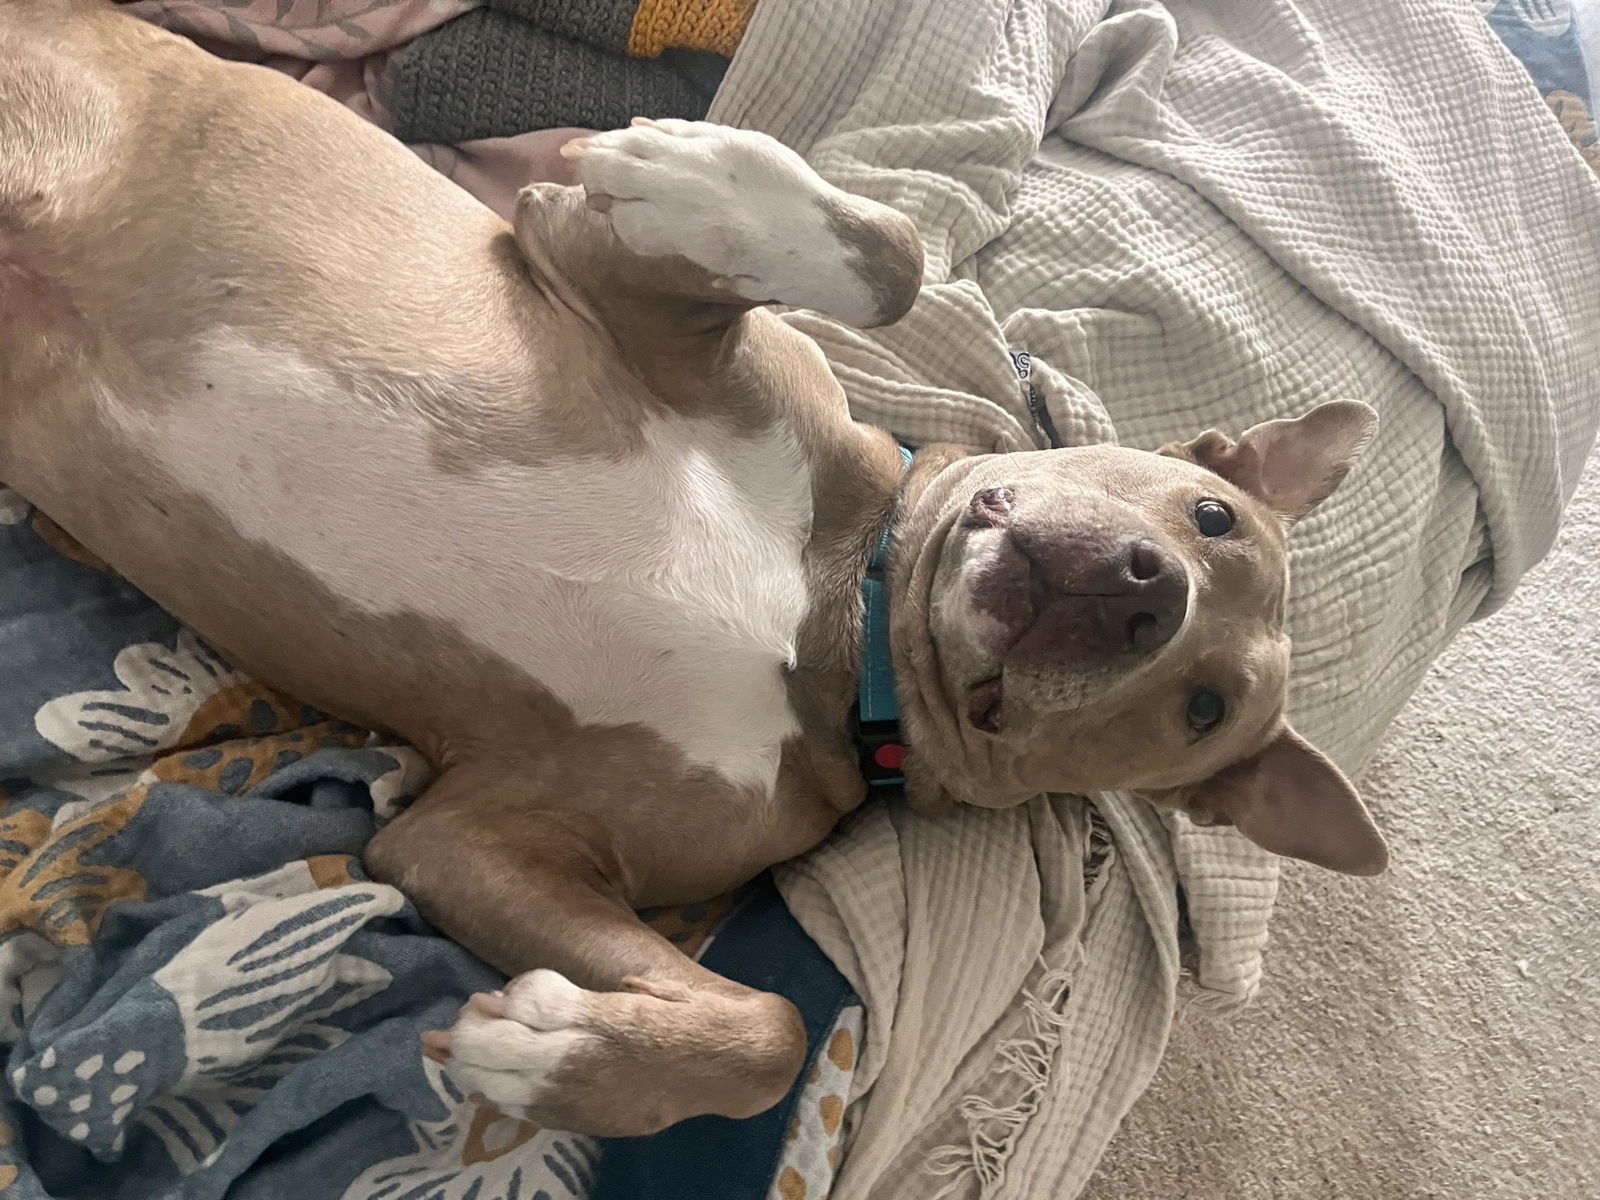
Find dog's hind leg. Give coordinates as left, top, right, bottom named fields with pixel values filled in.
left=364, top=767, right=807, bottom=1137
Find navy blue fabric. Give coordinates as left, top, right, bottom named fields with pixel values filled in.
left=591, top=875, right=856, bottom=1200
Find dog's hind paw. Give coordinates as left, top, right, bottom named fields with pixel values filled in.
left=420, top=966, right=805, bottom=1136
left=422, top=969, right=594, bottom=1117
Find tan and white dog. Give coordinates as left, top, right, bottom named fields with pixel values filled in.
left=1, top=1, right=1386, bottom=1136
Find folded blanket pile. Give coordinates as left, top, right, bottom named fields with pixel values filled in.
left=118, top=0, right=743, bottom=215
left=388, top=0, right=746, bottom=142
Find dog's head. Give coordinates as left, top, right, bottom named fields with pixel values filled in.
left=889, top=400, right=1386, bottom=874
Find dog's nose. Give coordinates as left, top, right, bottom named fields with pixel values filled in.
left=1018, top=533, right=1189, bottom=658
left=1096, top=538, right=1188, bottom=655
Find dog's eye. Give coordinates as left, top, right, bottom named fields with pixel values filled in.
left=1186, top=689, right=1226, bottom=736
left=1194, top=500, right=1233, bottom=537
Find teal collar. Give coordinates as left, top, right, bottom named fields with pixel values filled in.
left=856, top=446, right=914, bottom=789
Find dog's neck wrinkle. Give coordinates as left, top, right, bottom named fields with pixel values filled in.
left=768, top=434, right=908, bottom=818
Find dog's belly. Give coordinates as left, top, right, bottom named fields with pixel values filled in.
left=91, top=329, right=815, bottom=792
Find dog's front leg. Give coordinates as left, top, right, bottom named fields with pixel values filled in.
left=550, top=118, right=925, bottom=329
left=364, top=767, right=806, bottom=1136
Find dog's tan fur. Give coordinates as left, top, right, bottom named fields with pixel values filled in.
left=1, top=1, right=1385, bottom=1135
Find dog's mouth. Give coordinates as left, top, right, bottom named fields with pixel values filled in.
left=956, top=523, right=1037, bottom=736
left=944, top=521, right=1031, bottom=737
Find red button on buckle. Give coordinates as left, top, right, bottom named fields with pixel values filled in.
left=873, top=743, right=905, bottom=770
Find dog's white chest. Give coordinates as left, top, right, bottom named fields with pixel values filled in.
left=103, top=334, right=814, bottom=791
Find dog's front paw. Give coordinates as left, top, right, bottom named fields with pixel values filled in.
left=561, top=120, right=784, bottom=298
left=560, top=119, right=883, bottom=322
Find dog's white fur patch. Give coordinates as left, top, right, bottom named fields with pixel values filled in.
left=571, top=119, right=881, bottom=326
left=445, top=970, right=596, bottom=1113
left=99, top=331, right=813, bottom=791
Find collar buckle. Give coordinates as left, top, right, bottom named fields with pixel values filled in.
left=854, top=711, right=906, bottom=788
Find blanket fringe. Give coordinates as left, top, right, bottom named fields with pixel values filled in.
left=924, top=958, right=1076, bottom=1198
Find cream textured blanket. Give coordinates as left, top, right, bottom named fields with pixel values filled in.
left=708, top=2, right=1600, bottom=1197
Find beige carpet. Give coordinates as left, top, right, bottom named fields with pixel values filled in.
left=1083, top=450, right=1600, bottom=1200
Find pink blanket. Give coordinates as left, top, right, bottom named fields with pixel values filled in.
left=121, top=0, right=591, bottom=215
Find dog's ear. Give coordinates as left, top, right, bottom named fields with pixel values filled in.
left=1179, top=726, right=1389, bottom=875
left=1159, top=400, right=1377, bottom=522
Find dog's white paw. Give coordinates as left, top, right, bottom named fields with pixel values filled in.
left=423, top=968, right=594, bottom=1118
left=562, top=119, right=882, bottom=324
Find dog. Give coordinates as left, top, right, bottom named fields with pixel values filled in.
left=1, top=1, right=1386, bottom=1137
